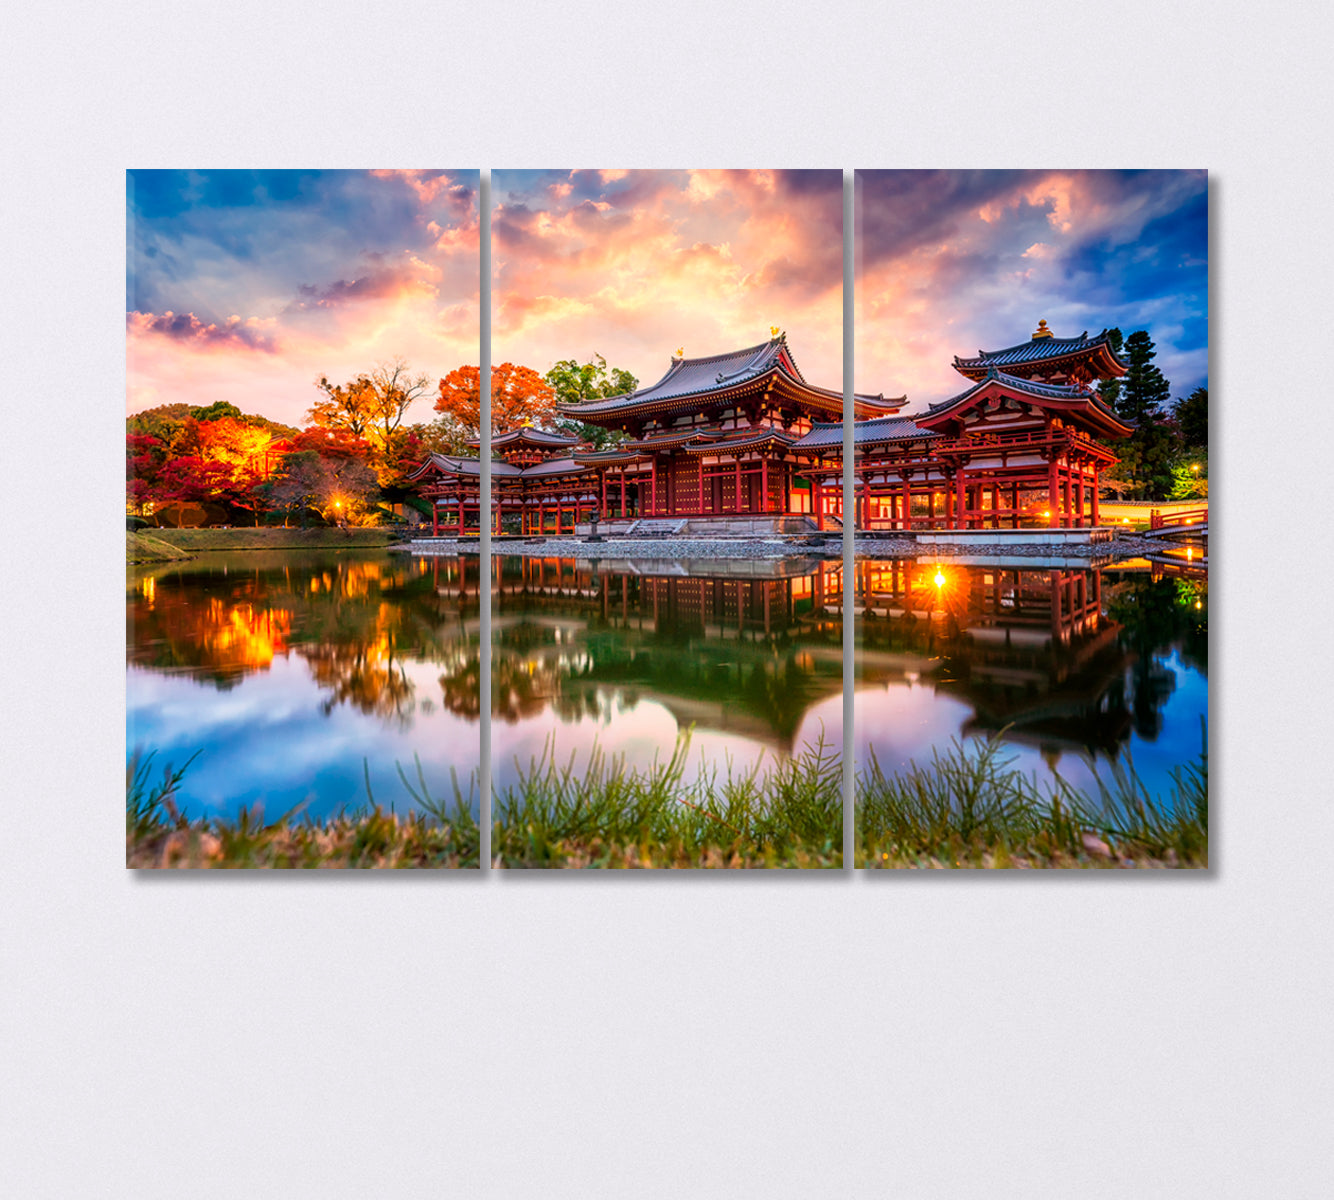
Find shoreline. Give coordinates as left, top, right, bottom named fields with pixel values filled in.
left=406, top=532, right=1174, bottom=563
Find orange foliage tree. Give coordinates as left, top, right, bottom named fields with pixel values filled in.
left=435, top=364, right=559, bottom=436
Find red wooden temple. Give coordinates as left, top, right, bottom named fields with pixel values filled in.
left=409, top=323, right=1131, bottom=534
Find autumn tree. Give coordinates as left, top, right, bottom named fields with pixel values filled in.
left=435, top=363, right=560, bottom=436
left=126, top=434, right=167, bottom=513
left=546, top=355, right=638, bottom=450
left=260, top=448, right=378, bottom=527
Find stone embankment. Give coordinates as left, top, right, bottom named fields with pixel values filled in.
left=406, top=532, right=1171, bottom=562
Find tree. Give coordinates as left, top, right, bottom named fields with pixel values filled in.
left=1169, top=460, right=1209, bottom=500
left=1109, top=330, right=1177, bottom=499
left=435, top=363, right=559, bottom=436
left=1095, top=327, right=1124, bottom=414
left=364, top=358, right=432, bottom=447
left=1117, top=330, right=1172, bottom=425
left=311, top=358, right=431, bottom=448
left=309, top=374, right=378, bottom=439
left=546, top=355, right=638, bottom=450
left=1175, top=386, right=1208, bottom=451
left=126, top=433, right=166, bottom=514
left=259, top=449, right=378, bottom=527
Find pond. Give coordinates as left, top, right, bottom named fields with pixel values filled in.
left=127, top=548, right=1207, bottom=822
left=127, top=550, right=483, bottom=820
left=852, top=556, right=1208, bottom=802
left=490, top=554, right=847, bottom=793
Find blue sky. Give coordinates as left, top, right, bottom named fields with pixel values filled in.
left=856, top=170, right=1208, bottom=408
left=127, top=169, right=479, bottom=425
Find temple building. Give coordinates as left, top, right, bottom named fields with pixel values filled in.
left=408, top=323, right=1131, bottom=534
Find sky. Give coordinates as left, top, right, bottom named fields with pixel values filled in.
left=126, top=169, right=479, bottom=426
left=492, top=170, right=845, bottom=394
left=857, top=170, right=1208, bottom=411
left=125, top=169, right=1207, bottom=427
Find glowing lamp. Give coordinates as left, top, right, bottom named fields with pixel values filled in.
left=933, top=568, right=946, bottom=588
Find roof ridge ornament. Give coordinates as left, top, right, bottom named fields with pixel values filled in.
left=1032, top=319, right=1054, bottom=340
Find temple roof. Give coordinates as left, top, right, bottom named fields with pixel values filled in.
left=952, top=326, right=1128, bottom=381
left=472, top=426, right=580, bottom=450
left=510, top=456, right=590, bottom=478
left=556, top=336, right=905, bottom=425
left=407, top=453, right=521, bottom=480
left=920, top=367, right=1133, bottom=438
left=794, top=416, right=936, bottom=450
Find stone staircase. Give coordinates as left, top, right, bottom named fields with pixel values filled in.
left=625, top=519, right=689, bottom=537
left=681, top=515, right=820, bottom=537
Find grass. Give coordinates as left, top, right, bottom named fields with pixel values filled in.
left=126, top=530, right=194, bottom=564
left=492, top=732, right=843, bottom=868
left=126, top=750, right=479, bottom=869
left=857, top=724, right=1208, bottom=869
left=142, top=526, right=403, bottom=552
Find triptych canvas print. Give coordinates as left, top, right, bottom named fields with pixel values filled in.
left=126, top=169, right=1208, bottom=870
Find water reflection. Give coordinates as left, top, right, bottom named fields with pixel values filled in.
left=127, top=551, right=482, bottom=817
left=852, top=557, right=1208, bottom=795
left=490, top=555, right=847, bottom=787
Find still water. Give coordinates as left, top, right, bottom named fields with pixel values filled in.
left=127, top=551, right=482, bottom=819
left=853, top=557, right=1208, bottom=798
left=127, top=549, right=1207, bottom=818
left=490, top=555, right=846, bottom=792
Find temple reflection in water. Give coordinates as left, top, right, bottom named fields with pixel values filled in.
left=852, top=556, right=1206, bottom=779
left=491, top=555, right=845, bottom=752
left=490, top=552, right=1206, bottom=788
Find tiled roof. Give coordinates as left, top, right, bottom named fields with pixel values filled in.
left=952, top=329, right=1127, bottom=376
left=556, top=336, right=902, bottom=419
left=478, top=427, right=579, bottom=449
left=517, top=457, right=591, bottom=478
left=928, top=368, right=1097, bottom=413
left=793, top=417, right=935, bottom=450
left=681, top=426, right=797, bottom=454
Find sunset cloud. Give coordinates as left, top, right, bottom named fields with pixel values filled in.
left=127, top=310, right=279, bottom=353
left=492, top=169, right=844, bottom=391
left=856, top=169, right=1207, bottom=409
left=127, top=169, right=479, bottom=426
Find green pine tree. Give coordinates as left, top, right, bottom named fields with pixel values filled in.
left=1175, top=386, right=1208, bottom=451
left=1111, top=330, right=1178, bottom=499
left=1118, top=330, right=1172, bottom=424
left=1096, top=327, right=1124, bottom=413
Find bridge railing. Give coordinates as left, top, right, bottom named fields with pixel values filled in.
left=1149, top=507, right=1208, bottom=529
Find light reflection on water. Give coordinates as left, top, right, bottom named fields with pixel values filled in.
left=126, top=548, right=1207, bottom=819
left=490, top=555, right=847, bottom=792
left=126, top=550, right=482, bottom=819
left=851, top=557, right=1208, bottom=801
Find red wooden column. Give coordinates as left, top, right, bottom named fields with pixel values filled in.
left=650, top=458, right=657, bottom=517
left=697, top=461, right=704, bottom=514
left=1091, top=467, right=1101, bottom=526
left=734, top=458, right=742, bottom=514
left=1047, top=461, right=1059, bottom=529
left=599, top=470, right=607, bottom=520
left=761, top=457, right=769, bottom=514
left=1012, top=482, right=1020, bottom=528
left=1062, top=471, right=1072, bottom=529
left=955, top=468, right=967, bottom=528
left=813, top=476, right=824, bottom=530
left=1075, top=470, right=1085, bottom=527
left=620, top=470, right=627, bottom=519
left=901, top=477, right=912, bottom=532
